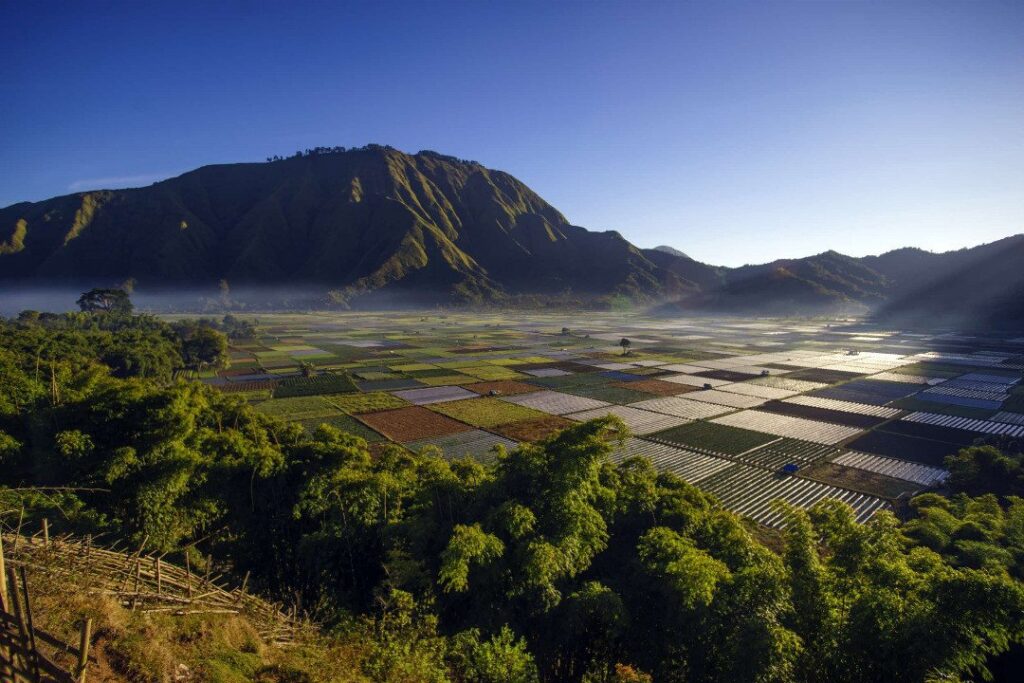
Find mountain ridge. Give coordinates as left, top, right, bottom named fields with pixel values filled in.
left=2, top=145, right=1022, bottom=325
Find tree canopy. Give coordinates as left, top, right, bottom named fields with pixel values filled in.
left=2, top=307, right=1024, bottom=681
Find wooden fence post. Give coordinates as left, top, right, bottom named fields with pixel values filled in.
left=19, top=567, right=41, bottom=681
left=0, top=532, right=8, bottom=612
left=155, top=557, right=162, bottom=597
left=8, top=568, right=33, bottom=681
left=185, top=552, right=193, bottom=601
left=77, top=618, right=92, bottom=683
left=42, top=518, right=50, bottom=549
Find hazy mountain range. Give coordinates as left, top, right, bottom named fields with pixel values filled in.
left=2, top=145, right=1022, bottom=327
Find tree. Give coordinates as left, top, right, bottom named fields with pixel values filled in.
left=180, top=326, right=229, bottom=370
left=619, top=338, right=631, bottom=355
left=76, top=288, right=133, bottom=315
left=218, top=279, right=231, bottom=307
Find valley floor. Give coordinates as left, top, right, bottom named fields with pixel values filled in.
left=192, top=311, right=1024, bottom=527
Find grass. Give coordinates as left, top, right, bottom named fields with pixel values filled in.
left=427, top=398, right=547, bottom=428
left=417, top=374, right=479, bottom=386
left=326, top=391, right=409, bottom=414
left=560, top=384, right=654, bottom=404
left=458, top=365, right=525, bottom=380
left=297, top=413, right=385, bottom=441
left=273, top=372, right=358, bottom=398
left=800, top=461, right=921, bottom=499
left=650, top=421, right=777, bottom=455
left=493, top=415, right=574, bottom=442
left=254, top=396, right=339, bottom=420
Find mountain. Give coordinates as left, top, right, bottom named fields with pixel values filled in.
left=869, top=235, right=1024, bottom=328
left=0, top=145, right=687, bottom=305
left=652, top=245, right=691, bottom=260
left=2, top=144, right=1022, bottom=326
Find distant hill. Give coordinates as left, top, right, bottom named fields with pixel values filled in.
left=2, top=144, right=1022, bottom=326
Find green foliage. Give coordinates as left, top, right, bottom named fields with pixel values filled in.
left=946, top=443, right=1024, bottom=498
left=4, top=311, right=1024, bottom=681
left=77, top=287, right=134, bottom=315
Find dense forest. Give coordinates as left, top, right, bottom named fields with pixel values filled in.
left=2, top=298, right=1024, bottom=682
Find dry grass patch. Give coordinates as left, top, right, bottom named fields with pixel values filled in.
left=492, top=415, right=574, bottom=442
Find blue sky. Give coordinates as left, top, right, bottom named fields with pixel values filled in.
left=1, top=1, right=1022, bottom=266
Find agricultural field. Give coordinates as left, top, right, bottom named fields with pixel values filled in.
left=195, top=311, right=1024, bottom=528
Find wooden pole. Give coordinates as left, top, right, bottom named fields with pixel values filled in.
left=18, top=567, right=41, bottom=682
left=13, top=508, right=24, bottom=552
left=0, top=532, right=8, bottom=612
left=8, top=567, right=32, bottom=680
left=77, top=618, right=92, bottom=683
left=42, top=519, right=49, bottom=549
left=185, top=553, right=193, bottom=600
left=155, top=558, right=162, bottom=596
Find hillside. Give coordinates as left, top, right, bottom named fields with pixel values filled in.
left=0, top=146, right=685, bottom=305
left=2, top=145, right=1023, bottom=325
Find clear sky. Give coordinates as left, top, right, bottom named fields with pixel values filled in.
left=1, top=1, right=1022, bottom=266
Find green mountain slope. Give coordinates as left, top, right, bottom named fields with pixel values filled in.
left=0, top=146, right=684, bottom=303
left=2, top=145, right=1022, bottom=324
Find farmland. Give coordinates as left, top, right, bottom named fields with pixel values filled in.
left=197, top=311, right=1024, bottom=529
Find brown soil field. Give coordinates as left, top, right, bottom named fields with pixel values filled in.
left=355, top=405, right=475, bottom=442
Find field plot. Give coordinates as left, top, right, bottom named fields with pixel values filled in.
left=255, top=396, right=341, bottom=420
left=427, top=397, right=547, bottom=428
left=273, top=372, right=358, bottom=398
left=832, top=451, right=948, bottom=487
left=356, top=406, right=475, bottom=442
left=812, top=379, right=921, bottom=406
left=393, top=385, right=479, bottom=405
left=464, top=380, right=541, bottom=396
left=711, top=410, right=862, bottom=445
left=661, top=374, right=732, bottom=388
left=788, top=368, right=865, bottom=384
left=502, top=390, right=611, bottom=415
left=296, top=413, right=385, bottom=441
left=799, top=462, right=922, bottom=499
left=607, top=438, right=734, bottom=482
left=492, top=415, right=574, bottom=442
left=651, top=421, right=778, bottom=455
left=729, top=438, right=839, bottom=470
left=629, top=396, right=733, bottom=420
left=406, top=429, right=517, bottom=463
left=566, top=405, right=689, bottom=435
left=845, top=430, right=960, bottom=466
left=682, top=389, right=766, bottom=409
left=326, top=392, right=408, bottom=414
left=717, top=382, right=799, bottom=400
left=560, top=384, right=655, bottom=405
left=748, top=375, right=828, bottom=392
left=993, top=411, right=1024, bottom=426
left=758, top=400, right=887, bottom=429
left=699, top=465, right=890, bottom=528
left=616, top=378, right=698, bottom=396
left=207, top=311, right=1024, bottom=531
left=782, top=395, right=901, bottom=418
left=901, top=411, right=1024, bottom=437
left=869, top=371, right=945, bottom=385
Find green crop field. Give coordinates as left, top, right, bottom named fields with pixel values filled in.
left=427, top=397, right=547, bottom=428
